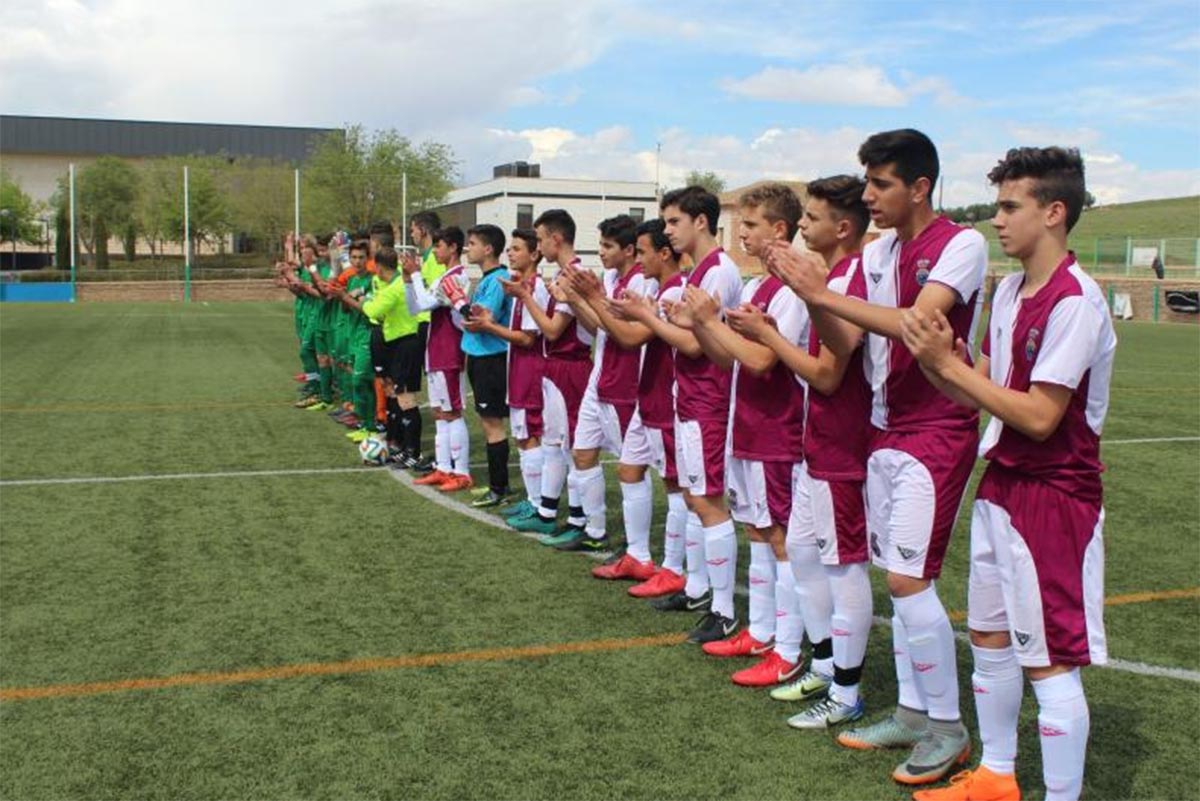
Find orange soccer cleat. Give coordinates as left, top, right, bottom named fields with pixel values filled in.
left=592, top=553, right=657, bottom=581
left=911, top=766, right=1021, bottom=801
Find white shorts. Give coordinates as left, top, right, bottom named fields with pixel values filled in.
left=510, top=407, right=542, bottom=441
left=790, top=464, right=869, bottom=566
left=967, top=470, right=1107, bottom=667
left=675, top=417, right=728, bottom=497
left=572, top=385, right=627, bottom=456
left=542, top=377, right=570, bottom=447
left=618, top=411, right=659, bottom=471
left=427, top=369, right=466, bottom=413
left=726, top=457, right=795, bottom=529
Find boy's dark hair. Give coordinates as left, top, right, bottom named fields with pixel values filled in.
left=410, top=211, right=441, bottom=237
left=368, top=221, right=394, bottom=248
left=738, top=183, right=803, bottom=240
left=987, top=146, right=1087, bottom=233
left=804, top=175, right=870, bottom=236
left=349, top=239, right=369, bottom=255
left=534, top=209, right=576, bottom=244
left=636, top=218, right=680, bottom=262
left=375, top=246, right=398, bottom=271
left=660, top=185, right=720, bottom=234
left=433, top=226, right=465, bottom=254
left=858, top=128, right=940, bottom=189
left=468, top=224, right=506, bottom=259
left=510, top=228, right=539, bottom=255
left=598, top=214, right=638, bottom=250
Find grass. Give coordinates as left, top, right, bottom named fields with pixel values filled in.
left=1, top=302, right=1198, bottom=800
left=1069, top=196, right=1200, bottom=241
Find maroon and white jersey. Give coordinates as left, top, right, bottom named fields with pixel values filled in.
left=594, top=264, right=651, bottom=406
left=507, top=273, right=550, bottom=410
left=979, top=254, right=1116, bottom=502
left=675, top=247, right=743, bottom=423
left=543, top=258, right=595, bottom=362
left=863, top=216, right=987, bottom=431
left=637, top=272, right=684, bottom=430
left=425, top=264, right=469, bottom=372
left=730, top=275, right=807, bottom=462
left=806, top=254, right=872, bottom=482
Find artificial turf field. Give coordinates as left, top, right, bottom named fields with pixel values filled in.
left=1, top=301, right=1197, bottom=801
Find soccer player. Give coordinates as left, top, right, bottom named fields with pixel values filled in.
left=730, top=176, right=873, bottom=724
left=464, top=229, right=549, bottom=518
left=610, top=186, right=743, bottom=644
left=403, top=226, right=473, bottom=489
left=399, top=211, right=448, bottom=469
left=903, top=147, right=1113, bottom=801
left=278, top=232, right=321, bottom=403
left=681, top=184, right=807, bottom=685
left=460, top=224, right=514, bottom=505
left=329, top=240, right=379, bottom=441
left=309, top=236, right=341, bottom=412
left=361, top=245, right=414, bottom=456
left=507, top=210, right=593, bottom=539
left=289, top=237, right=329, bottom=409
left=550, top=214, right=648, bottom=552
left=587, top=219, right=686, bottom=589
left=774, top=129, right=986, bottom=784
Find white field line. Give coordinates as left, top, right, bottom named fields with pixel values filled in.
left=1102, top=436, right=1200, bottom=445
left=0, top=466, right=371, bottom=487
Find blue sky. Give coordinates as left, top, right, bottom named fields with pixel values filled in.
left=3, top=0, right=1198, bottom=204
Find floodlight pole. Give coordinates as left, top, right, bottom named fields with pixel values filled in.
left=401, top=172, right=408, bottom=247
left=69, top=163, right=77, bottom=302
left=294, top=168, right=300, bottom=238
left=183, top=165, right=191, bottom=302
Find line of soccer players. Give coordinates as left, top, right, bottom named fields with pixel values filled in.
left=280, top=129, right=1114, bottom=801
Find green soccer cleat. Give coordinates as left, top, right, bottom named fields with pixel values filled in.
left=509, top=514, right=559, bottom=535
left=770, top=670, right=831, bottom=703
left=500, top=499, right=535, bottom=519
left=347, top=428, right=372, bottom=442
left=837, top=713, right=927, bottom=751
left=306, top=401, right=333, bottom=412
left=787, top=696, right=866, bottom=730
left=538, top=527, right=584, bottom=547
left=892, top=724, right=971, bottom=786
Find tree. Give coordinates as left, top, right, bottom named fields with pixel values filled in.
left=136, top=155, right=231, bottom=259
left=1084, top=191, right=1097, bottom=209
left=301, top=125, right=458, bottom=234
left=77, top=156, right=139, bottom=268
left=0, top=170, right=44, bottom=248
left=224, top=158, right=294, bottom=257
left=683, top=170, right=727, bottom=196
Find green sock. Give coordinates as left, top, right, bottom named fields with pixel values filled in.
left=354, top=373, right=374, bottom=426
left=319, top=364, right=333, bottom=403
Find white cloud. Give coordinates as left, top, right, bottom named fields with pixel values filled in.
left=720, top=65, right=973, bottom=108
left=720, top=65, right=909, bottom=107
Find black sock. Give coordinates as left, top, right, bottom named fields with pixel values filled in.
left=385, top=398, right=402, bottom=448
left=812, top=637, right=834, bottom=662
left=486, top=439, right=509, bottom=493
left=833, top=662, right=864, bottom=689
left=539, top=496, right=559, bottom=520
left=402, top=407, right=423, bottom=454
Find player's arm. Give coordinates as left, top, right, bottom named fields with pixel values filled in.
left=404, top=271, right=442, bottom=314
left=901, top=308, right=1072, bottom=440
left=572, top=271, right=653, bottom=349
left=727, top=304, right=847, bottom=393
left=687, top=286, right=757, bottom=371
left=461, top=307, right=536, bottom=347
left=610, top=291, right=704, bottom=358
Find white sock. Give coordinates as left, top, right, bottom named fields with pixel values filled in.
left=972, top=644, right=1023, bottom=776
left=448, top=417, right=470, bottom=475
left=434, top=419, right=452, bottom=473
left=566, top=468, right=585, bottom=528
left=826, top=562, right=873, bottom=706
left=789, top=539, right=833, bottom=675
left=1033, top=669, right=1089, bottom=801
left=894, top=585, right=961, bottom=722
left=704, top=518, right=737, bottom=618
left=748, top=542, right=777, bottom=644
left=893, top=614, right=927, bottom=713
left=621, top=475, right=653, bottom=562
left=519, top=447, right=543, bottom=506
left=538, top=444, right=567, bottom=518
left=683, top=512, right=708, bottom=599
left=662, top=492, right=687, bottom=574
left=577, top=465, right=605, bottom=536
left=774, top=561, right=802, bottom=664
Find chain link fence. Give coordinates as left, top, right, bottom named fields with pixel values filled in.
left=990, top=237, right=1200, bottom=277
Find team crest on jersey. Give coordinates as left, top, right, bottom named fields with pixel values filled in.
left=1025, top=327, right=1041, bottom=361
left=915, top=259, right=931, bottom=286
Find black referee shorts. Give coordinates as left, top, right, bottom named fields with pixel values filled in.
left=388, top=332, right=424, bottom=393
left=467, top=353, right=508, bottom=418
